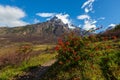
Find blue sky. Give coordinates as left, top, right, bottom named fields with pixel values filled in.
left=0, top=0, right=120, bottom=30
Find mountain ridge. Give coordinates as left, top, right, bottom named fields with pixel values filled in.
left=0, top=16, right=85, bottom=43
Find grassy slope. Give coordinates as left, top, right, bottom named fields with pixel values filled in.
left=0, top=44, right=57, bottom=80
left=0, top=40, right=119, bottom=80
left=42, top=40, right=120, bottom=80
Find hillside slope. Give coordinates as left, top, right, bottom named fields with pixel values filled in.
left=0, top=16, right=83, bottom=43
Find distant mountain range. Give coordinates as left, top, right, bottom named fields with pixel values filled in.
left=0, top=16, right=87, bottom=43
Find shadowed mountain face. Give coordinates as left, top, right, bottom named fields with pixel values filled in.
left=0, top=16, right=83, bottom=44
left=99, top=24, right=120, bottom=38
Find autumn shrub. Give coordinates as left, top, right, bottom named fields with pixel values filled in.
left=54, top=31, right=119, bottom=79
left=55, top=33, right=94, bottom=67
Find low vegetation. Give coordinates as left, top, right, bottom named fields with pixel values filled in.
left=0, top=43, right=56, bottom=80
left=42, top=32, right=120, bottom=80
left=0, top=25, right=120, bottom=80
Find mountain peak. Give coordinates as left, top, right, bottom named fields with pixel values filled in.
left=50, top=16, right=59, bottom=21
left=49, top=16, right=75, bottom=29
left=48, top=16, right=67, bottom=27
left=50, top=16, right=63, bottom=23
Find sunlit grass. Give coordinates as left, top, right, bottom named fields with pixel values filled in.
left=19, top=53, right=57, bottom=71
left=33, top=44, right=55, bottom=51
left=0, top=44, right=57, bottom=80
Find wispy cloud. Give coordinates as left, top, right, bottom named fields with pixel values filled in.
left=0, top=5, right=28, bottom=27
left=108, top=24, right=116, bottom=27
left=81, top=0, right=95, bottom=13
left=36, top=13, right=55, bottom=17
left=37, top=12, right=75, bottom=28
left=77, top=14, right=97, bottom=30
left=77, top=0, right=97, bottom=30
left=83, top=20, right=96, bottom=30
left=77, top=14, right=90, bottom=20
left=36, top=12, right=70, bottom=24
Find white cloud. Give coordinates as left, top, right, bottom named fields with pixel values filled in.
left=85, top=8, right=89, bottom=13
left=81, top=0, right=95, bottom=13
left=36, top=12, right=71, bottom=24
left=77, top=0, right=98, bottom=30
left=36, top=13, right=55, bottom=17
left=108, top=24, right=116, bottom=27
left=82, top=0, right=94, bottom=8
left=83, top=20, right=96, bottom=30
left=34, top=18, right=40, bottom=23
left=56, top=13, right=70, bottom=24
left=77, top=14, right=90, bottom=20
left=77, top=14, right=97, bottom=30
left=92, top=20, right=97, bottom=24
left=56, top=13, right=75, bottom=29
left=36, top=12, right=75, bottom=28
left=78, top=25, right=81, bottom=27
left=0, top=5, right=28, bottom=27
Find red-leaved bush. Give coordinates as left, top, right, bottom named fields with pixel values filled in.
left=54, top=30, right=119, bottom=79
left=55, top=32, right=96, bottom=66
